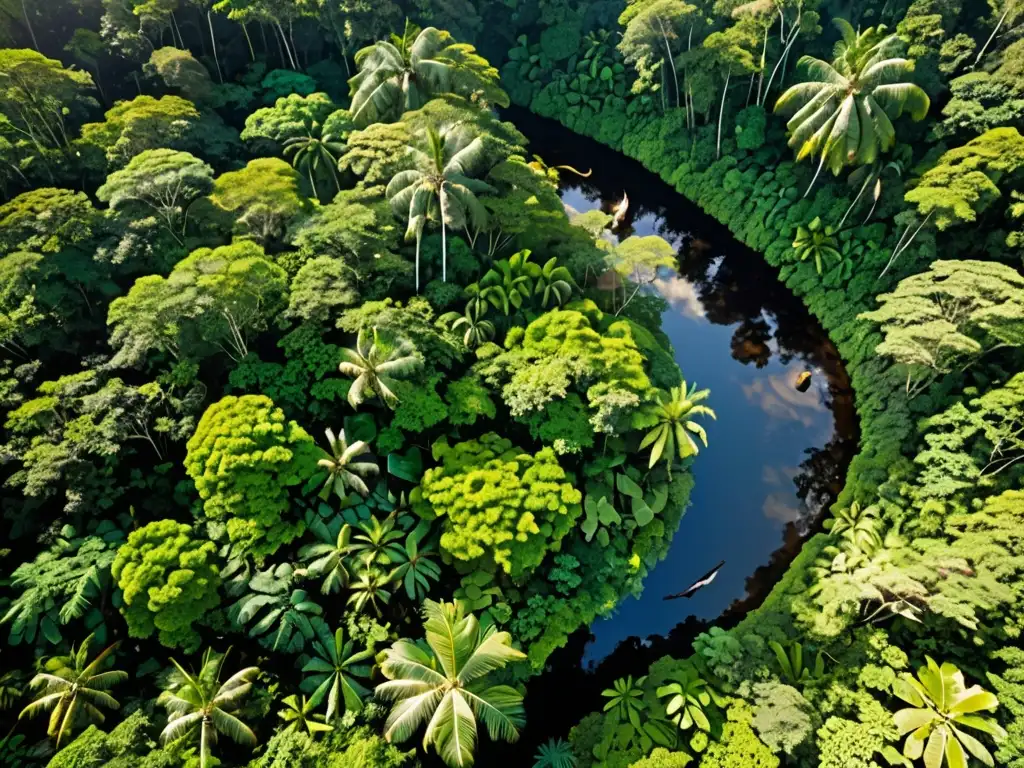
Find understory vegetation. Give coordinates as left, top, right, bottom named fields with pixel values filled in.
left=0, top=0, right=1022, bottom=766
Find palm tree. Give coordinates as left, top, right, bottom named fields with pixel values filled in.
left=774, top=19, right=930, bottom=195
left=533, top=738, right=577, bottom=768
left=640, top=382, right=717, bottom=477
left=439, top=301, right=496, bottom=349
left=349, top=21, right=508, bottom=126
left=351, top=514, right=406, bottom=569
left=390, top=522, right=442, bottom=600
left=375, top=599, right=527, bottom=767
left=278, top=694, right=333, bottom=737
left=338, top=326, right=422, bottom=409
left=346, top=566, right=395, bottom=616
left=283, top=121, right=346, bottom=201
left=299, top=520, right=357, bottom=594
left=157, top=648, right=260, bottom=768
left=300, top=623, right=374, bottom=720
left=315, top=427, right=379, bottom=501
left=19, top=633, right=127, bottom=747
left=386, top=123, right=495, bottom=289
left=792, top=216, right=843, bottom=275
left=892, top=657, right=1006, bottom=768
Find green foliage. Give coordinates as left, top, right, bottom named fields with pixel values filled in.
left=641, top=382, right=716, bottom=474
left=905, top=128, right=1024, bottom=230
left=112, top=519, right=220, bottom=652
left=226, top=562, right=324, bottom=654
left=184, top=395, right=319, bottom=558
left=476, top=308, right=654, bottom=433
left=792, top=217, right=842, bottom=275
left=413, top=433, right=583, bottom=580
left=97, top=148, right=213, bottom=246
left=375, top=599, right=526, bottom=767
left=349, top=22, right=507, bottom=126
left=146, top=47, right=219, bottom=107
left=46, top=711, right=156, bottom=768
left=158, top=647, right=259, bottom=767
left=444, top=375, right=496, bottom=425
left=338, top=327, right=423, bottom=409
left=892, top=657, right=1006, bottom=768
left=860, top=260, right=1024, bottom=395
left=108, top=241, right=288, bottom=367
left=208, top=158, right=312, bottom=247
left=241, top=93, right=339, bottom=154
left=535, top=738, right=578, bottom=768
left=79, top=95, right=238, bottom=169
left=21, top=633, right=127, bottom=747
left=277, top=694, right=332, bottom=737
left=697, top=704, right=778, bottom=768
left=299, top=623, right=373, bottom=721
left=2, top=522, right=124, bottom=647
left=775, top=20, right=929, bottom=178
left=749, top=682, right=816, bottom=755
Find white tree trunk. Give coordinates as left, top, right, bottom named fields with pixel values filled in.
left=717, top=71, right=730, bottom=158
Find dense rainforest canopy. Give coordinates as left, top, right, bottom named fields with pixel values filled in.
left=0, top=0, right=1022, bottom=767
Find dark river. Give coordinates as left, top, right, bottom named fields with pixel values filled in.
left=485, top=109, right=858, bottom=761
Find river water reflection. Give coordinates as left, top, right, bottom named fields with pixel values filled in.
left=507, top=108, right=858, bottom=665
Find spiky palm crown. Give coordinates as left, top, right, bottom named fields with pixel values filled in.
left=774, top=18, right=930, bottom=175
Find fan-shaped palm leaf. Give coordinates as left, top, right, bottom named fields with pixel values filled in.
left=640, top=381, right=717, bottom=477
left=158, top=648, right=259, bottom=768
left=338, top=326, right=422, bottom=409
left=390, top=522, right=442, bottom=600
left=19, top=633, right=126, bottom=747
left=278, top=694, right=333, bottom=736
left=283, top=121, right=345, bottom=201
left=299, top=519, right=357, bottom=594
left=300, top=623, right=374, bottom=720
left=315, top=427, right=379, bottom=500
left=386, top=123, right=496, bottom=289
left=892, top=656, right=1006, bottom=768
left=774, top=19, right=929, bottom=193
left=375, top=599, right=526, bottom=767
left=439, top=301, right=496, bottom=348
left=350, top=21, right=506, bottom=126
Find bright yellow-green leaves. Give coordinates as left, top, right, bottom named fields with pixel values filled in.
left=412, top=433, right=582, bottom=580
left=184, top=395, right=319, bottom=559
left=112, top=519, right=221, bottom=651
left=892, top=657, right=1006, bottom=768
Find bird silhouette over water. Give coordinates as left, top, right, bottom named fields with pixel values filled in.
left=663, top=560, right=726, bottom=600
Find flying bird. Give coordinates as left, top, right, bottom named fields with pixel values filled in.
left=663, top=560, right=726, bottom=600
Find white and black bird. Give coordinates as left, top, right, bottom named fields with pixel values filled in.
left=663, top=560, right=725, bottom=600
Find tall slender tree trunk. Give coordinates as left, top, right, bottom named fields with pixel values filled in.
left=200, top=719, right=209, bottom=768
left=171, top=11, right=185, bottom=49
left=717, top=71, right=730, bottom=158
left=239, top=22, right=255, bottom=60
left=763, top=9, right=801, bottom=102
left=274, top=20, right=297, bottom=69
left=974, top=2, right=1013, bottom=68
left=440, top=184, right=448, bottom=282
left=20, top=0, right=38, bottom=50
left=804, top=152, right=826, bottom=197
left=839, top=171, right=873, bottom=228
left=756, top=24, right=768, bottom=105
left=208, top=12, right=224, bottom=82
left=415, top=229, right=422, bottom=292
left=658, top=19, right=681, bottom=109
